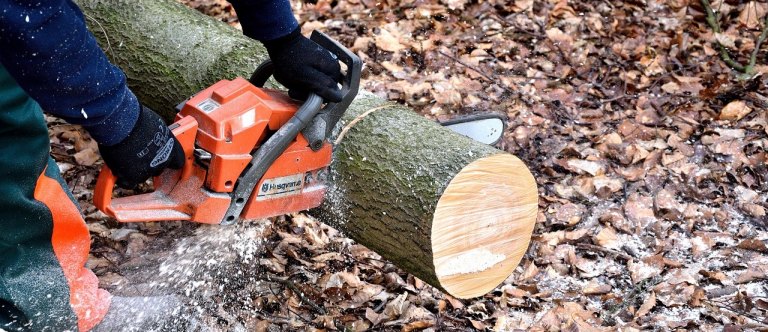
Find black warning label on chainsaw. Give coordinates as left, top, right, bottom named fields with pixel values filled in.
left=256, top=174, right=304, bottom=201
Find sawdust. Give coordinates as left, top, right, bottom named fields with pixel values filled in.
left=435, top=249, right=506, bottom=277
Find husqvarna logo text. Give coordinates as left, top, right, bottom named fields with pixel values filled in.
left=256, top=174, right=305, bottom=201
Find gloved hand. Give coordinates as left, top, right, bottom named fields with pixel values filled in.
left=263, top=27, right=343, bottom=102
left=98, top=106, right=185, bottom=189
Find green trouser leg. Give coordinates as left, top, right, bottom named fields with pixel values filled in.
left=0, top=65, right=110, bottom=331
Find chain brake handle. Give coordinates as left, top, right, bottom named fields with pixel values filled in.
left=249, top=30, right=362, bottom=151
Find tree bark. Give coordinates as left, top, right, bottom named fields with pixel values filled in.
left=75, top=0, right=538, bottom=298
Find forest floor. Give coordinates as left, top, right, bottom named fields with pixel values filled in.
left=50, top=0, right=768, bottom=331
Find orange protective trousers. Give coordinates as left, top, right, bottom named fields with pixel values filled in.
left=0, top=64, right=110, bottom=331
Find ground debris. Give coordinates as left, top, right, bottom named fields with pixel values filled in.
left=45, top=0, right=768, bottom=330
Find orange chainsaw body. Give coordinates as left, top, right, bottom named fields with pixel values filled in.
left=94, top=77, right=332, bottom=224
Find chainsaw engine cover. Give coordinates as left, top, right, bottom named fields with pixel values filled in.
left=175, top=77, right=332, bottom=222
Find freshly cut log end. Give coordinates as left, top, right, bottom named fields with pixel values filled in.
left=432, top=154, right=538, bottom=298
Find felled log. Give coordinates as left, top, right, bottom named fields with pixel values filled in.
left=75, top=0, right=538, bottom=298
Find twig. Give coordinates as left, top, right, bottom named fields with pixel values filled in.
left=602, top=276, right=662, bottom=326
left=436, top=50, right=517, bottom=96
left=261, top=274, right=327, bottom=315
left=700, top=0, right=746, bottom=72
left=83, top=12, right=113, bottom=59
left=575, top=243, right=633, bottom=261
left=335, top=105, right=395, bottom=145
left=436, top=50, right=495, bottom=82
left=705, top=298, right=768, bottom=327
left=285, top=305, right=313, bottom=324
left=747, top=15, right=768, bottom=71
left=700, top=0, right=768, bottom=74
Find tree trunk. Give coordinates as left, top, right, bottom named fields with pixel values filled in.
left=75, top=0, right=538, bottom=298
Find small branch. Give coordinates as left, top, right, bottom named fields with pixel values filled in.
left=436, top=50, right=517, bottom=96
left=705, top=299, right=768, bottom=327
left=261, top=274, right=327, bottom=315
left=437, top=50, right=496, bottom=83
left=701, top=0, right=747, bottom=72
left=746, top=15, right=768, bottom=72
left=83, top=12, right=113, bottom=59
left=576, top=243, right=633, bottom=261
left=701, top=0, right=721, bottom=33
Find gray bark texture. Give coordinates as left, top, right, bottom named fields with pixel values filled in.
left=75, top=0, right=526, bottom=297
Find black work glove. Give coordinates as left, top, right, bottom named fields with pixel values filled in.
left=99, top=106, right=185, bottom=189
left=263, top=27, right=343, bottom=102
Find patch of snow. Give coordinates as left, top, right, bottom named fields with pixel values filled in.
left=743, top=282, right=768, bottom=298
left=653, top=306, right=702, bottom=329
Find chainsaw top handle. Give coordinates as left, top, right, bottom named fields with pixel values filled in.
left=222, top=31, right=360, bottom=225
left=249, top=30, right=362, bottom=151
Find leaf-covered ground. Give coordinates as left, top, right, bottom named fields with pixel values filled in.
left=48, top=0, right=768, bottom=331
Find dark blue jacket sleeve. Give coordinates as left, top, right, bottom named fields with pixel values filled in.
left=228, top=0, right=299, bottom=41
left=0, top=0, right=139, bottom=146
left=0, top=0, right=297, bottom=145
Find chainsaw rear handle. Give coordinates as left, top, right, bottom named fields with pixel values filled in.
left=94, top=116, right=198, bottom=221
left=249, top=30, right=362, bottom=151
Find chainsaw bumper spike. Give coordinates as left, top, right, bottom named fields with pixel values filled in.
left=94, top=31, right=361, bottom=224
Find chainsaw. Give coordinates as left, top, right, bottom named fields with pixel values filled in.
left=94, top=31, right=508, bottom=225
left=94, top=31, right=361, bottom=225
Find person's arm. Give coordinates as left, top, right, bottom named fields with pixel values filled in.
left=228, top=0, right=343, bottom=102
left=0, top=0, right=184, bottom=188
left=0, top=0, right=138, bottom=146
left=227, top=0, right=298, bottom=41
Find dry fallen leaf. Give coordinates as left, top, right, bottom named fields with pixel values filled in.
left=583, top=279, right=612, bottom=295
left=374, top=23, right=407, bottom=52
left=401, top=306, right=435, bottom=329
left=382, top=293, right=410, bottom=319
left=469, top=319, right=486, bottom=330
left=512, top=0, right=533, bottom=12
left=624, top=193, right=656, bottom=229
left=444, top=295, right=464, bottom=310
left=635, top=291, right=657, bottom=318
left=737, top=1, right=768, bottom=29
left=442, top=0, right=468, bottom=10
left=554, top=203, right=585, bottom=226
left=628, top=260, right=662, bottom=283
left=402, top=320, right=434, bottom=332
left=654, top=281, right=695, bottom=306
left=735, top=267, right=768, bottom=284
left=737, top=239, right=768, bottom=253
left=714, top=32, right=737, bottom=49
left=546, top=27, right=574, bottom=52
left=719, top=100, right=752, bottom=121
left=366, top=308, right=385, bottom=326
left=595, top=226, right=619, bottom=249
left=74, top=148, right=100, bottom=166
left=567, top=159, right=606, bottom=176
